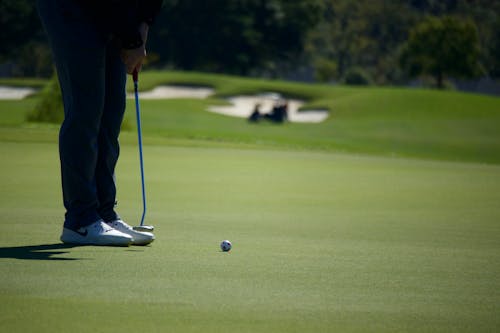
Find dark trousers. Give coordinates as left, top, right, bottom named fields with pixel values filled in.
left=37, top=0, right=126, bottom=228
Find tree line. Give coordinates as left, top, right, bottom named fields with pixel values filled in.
left=1, top=0, right=499, bottom=88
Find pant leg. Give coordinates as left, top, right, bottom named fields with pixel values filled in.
left=96, top=42, right=127, bottom=222
left=37, top=0, right=110, bottom=228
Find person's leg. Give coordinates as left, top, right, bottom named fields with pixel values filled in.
left=37, top=0, right=108, bottom=229
left=95, top=44, right=155, bottom=246
left=96, top=41, right=127, bottom=222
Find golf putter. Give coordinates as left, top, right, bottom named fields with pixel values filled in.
left=132, top=69, right=154, bottom=232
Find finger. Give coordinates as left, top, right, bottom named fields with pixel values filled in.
left=121, top=48, right=146, bottom=74
left=127, top=62, right=136, bottom=74
left=134, top=64, right=142, bottom=73
left=130, top=58, right=141, bottom=74
left=124, top=54, right=137, bottom=74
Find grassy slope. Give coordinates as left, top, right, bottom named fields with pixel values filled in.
left=152, top=72, right=500, bottom=163
left=133, top=89, right=500, bottom=163
left=1, top=142, right=499, bottom=332
left=1, top=71, right=500, bottom=163
left=0, top=77, right=48, bottom=88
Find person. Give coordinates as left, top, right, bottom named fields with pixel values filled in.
left=37, top=0, right=163, bottom=246
left=263, top=100, right=288, bottom=123
left=248, top=103, right=262, bottom=122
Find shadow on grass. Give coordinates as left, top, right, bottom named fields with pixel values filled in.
left=0, top=243, right=82, bottom=260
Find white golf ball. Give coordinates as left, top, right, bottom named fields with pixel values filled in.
left=220, top=240, right=232, bottom=252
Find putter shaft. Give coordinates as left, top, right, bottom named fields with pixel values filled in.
left=133, top=70, right=147, bottom=227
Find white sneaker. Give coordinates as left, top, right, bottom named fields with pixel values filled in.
left=60, top=220, right=133, bottom=246
left=107, top=219, right=155, bottom=246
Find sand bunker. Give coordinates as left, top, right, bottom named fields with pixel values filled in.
left=128, top=86, right=328, bottom=123
left=2, top=83, right=327, bottom=123
left=208, top=93, right=329, bottom=123
left=0, top=86, right=37, bottom=100
left=128, top=85, right=214, bottom=99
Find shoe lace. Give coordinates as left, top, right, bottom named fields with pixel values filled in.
left=112, top=219, right=133, bottom=230
left=96, top=221, right=113, bottom=233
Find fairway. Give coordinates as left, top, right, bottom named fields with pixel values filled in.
left=3, top=0, right=500, bottom=329
left=1, top=141, right=499, bottom=332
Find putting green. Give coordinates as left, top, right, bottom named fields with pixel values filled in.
left=1, top=141, right=499, bottom=332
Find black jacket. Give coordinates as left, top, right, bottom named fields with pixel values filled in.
left=76, top=0, right=163, bottom=49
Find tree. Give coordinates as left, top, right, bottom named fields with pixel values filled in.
left=490, top=20, right=500, bottom=78
left=148, top=0, right=322, bottom=75
left=306, top=0, right=416, bottom=84
left=400, top=16, right=483, bottom=88
left=0, top=0, right=51, bottom=76
left=454, top=0, right=500, bottom=79
left=0, top=0, right=40, bottom=57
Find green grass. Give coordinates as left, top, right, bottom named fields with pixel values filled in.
left=0, top=98, right=39, bottom=126
left=1, top=142, right=499, bottom=332
left=4, top=70, right=499, bottom=163
left=128, top=88, right=500, bottom=163
left=1, top=71, right=500, bottom=332
left=0, top=77, right=48, bottom=88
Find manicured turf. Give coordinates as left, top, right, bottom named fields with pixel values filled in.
left=3, top=71, right=500, bottom=163
left=1, top=142, right=499, bottom=332
left=122, top=71, right=500, bottom=163
left=1, top=71, right=500, bottom=331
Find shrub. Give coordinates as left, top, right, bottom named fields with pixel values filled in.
left=343, top=67, right=373, bottom=85
left=26, top=74, right=63, bottom=123
left=314, top=58, right=338, bottom=82
left=27, top=74, right=131, bottom=130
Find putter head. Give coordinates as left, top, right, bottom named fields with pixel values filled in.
left=133, top=225, right=154, bottom=232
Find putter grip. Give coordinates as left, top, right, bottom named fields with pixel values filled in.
left=133, top=69, right=138, bottom=83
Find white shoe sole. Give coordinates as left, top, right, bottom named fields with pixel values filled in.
left=60, top=228, right=132, bottom=246
left=107, top=221, right=155, bottom=246
left=131, top=235, right=155, bottom=246
left=119, top=230, right=154, bottom=246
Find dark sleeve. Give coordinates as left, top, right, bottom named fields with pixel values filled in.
left=137, top=0, right=164, bottom=26
left=76, top=0, right=164, bottom=49
left=112, top=0, right=164, bottom=49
